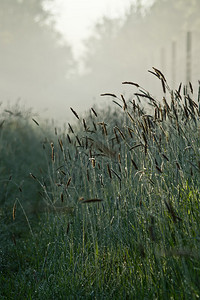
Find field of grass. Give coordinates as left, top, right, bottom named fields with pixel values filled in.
left=1, top=71, right=200, bottom=299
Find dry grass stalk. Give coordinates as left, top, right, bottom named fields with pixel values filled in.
left=162, top=153, right=169, bottom=161
left=58, top=139, right=63, bottom=152
left=143, top=117, right=149, bottom=134
left=68, top=123, right=74, bottom=134
left=152, top=67, right=166, bottom=82
left=107, top=163, right=112, bottom=179
left=76, top=135, right=81, bottom=147
left=142, top=132, right=147, bottom=144
left=163, top=97, right=170, bottom=112
left=144, top=143, right=147, bottom=155
left=90, top=158, right=96, bottom=168
left=131, top=158, right=138, bottom=170
left=83, top=119, right=88, bottom=131
left=132, top=99, right=136, bottom=111
left=127, top=127, right=133, bottom=138
left=178, top=82, right=182, bottom=94
left=100, top=93, right=117, bottom=98
left=115, top=126, right=125, bottom=140
left=51, top=142, right=55, bottom=162
left=155, top=165, right=163, bottom=173
left=93, top=121, right=97, bottom=131
left=13, top=203, right=16, bottom=220
left=154, top=108, right=158, bottom=121
left=91, top=108, right=98, bottom=117
left=66, top=223, right=70, bottom=234
left=118, top=153, right=121, bottom=164
left=127, top=112, right=135, bottom=123
left=134, top=93, right=156, bottom=104
left=70, top=107, right=79, bottom=120
left=189, top=82, right=193, bottom=94
left=121, top=94, right=127, bottom=110
left=66, top=177, right=71, bottom=188
left=61, top=193, right=64, bottom=202
left=30, top=173, right=37, bottom=180
left=98, top=122, right=108, bottom=135
left=175, top=90, right=182, bottom=100
left=161, top=78, right=166, bottom=94
left=113, top=128, right=120, bottom=144
left=175, top=161, right=181, bottom=170
left=111, top=168, right=121, bottom=182
left=32, top=118, right=39, bottom=126
left=67, top=134, right=71, bottom=144
left=113, top=100, right=122, bottom=108
left=122, top=81, right=140, bottom=88
left=129, top=143, right=143, bottom=151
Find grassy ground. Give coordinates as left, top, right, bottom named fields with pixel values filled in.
left=1, top=72, right=200, bottom=299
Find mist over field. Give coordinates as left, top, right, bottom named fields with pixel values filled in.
left=1, top=0, right=200, bottom=124
left=1, top=1, right=200, bottom=297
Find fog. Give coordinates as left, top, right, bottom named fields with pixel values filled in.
left=1, top=0, right=200, bottom=126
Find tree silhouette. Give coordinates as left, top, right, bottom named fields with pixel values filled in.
left=0, top=0, right=75, bottom=111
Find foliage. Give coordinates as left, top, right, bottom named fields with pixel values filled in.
left=1, top=73, right=200, bottom=298
left=0, top=104, right=55, bottom=283
left=78, top=0, right=200, bottom=103
left=0, top=0, right=75, bottom=107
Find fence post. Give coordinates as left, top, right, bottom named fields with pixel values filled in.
left=161, top=47, right=165, bottom=74
left=172, top=40, right=176, bottom=89
left=186, top=31, right=192, bottom=83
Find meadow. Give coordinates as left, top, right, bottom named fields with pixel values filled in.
left=0, top=69, right=200, bottom=299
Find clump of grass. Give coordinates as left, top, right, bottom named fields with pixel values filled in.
left=0, top=104, right=57, bottom=287
left=1, top=71, right=200, bottom=299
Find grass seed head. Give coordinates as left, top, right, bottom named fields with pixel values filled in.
left=107, top=163, right=112, bottom=179
left=91, top=108, right=98, bottom=117
left=100, top=93, right=117, bottom=98
left=13, top=203, right=16, bottom=220
left=32, top=118, right=39, bottom=126
left=66, top=177, right=71, bottom=188
left=70, top=107, right=79, bottom=120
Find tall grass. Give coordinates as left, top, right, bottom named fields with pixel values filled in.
left=0, top=104, right=56, bottom=289
left=1, top=71, right=200, bottom=299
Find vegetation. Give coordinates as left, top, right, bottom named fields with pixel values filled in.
left=0, top=71, right=200, bottom=299
left=79, top=0, right=200, bottom=107
left=0, top=0, right=75, bottom=118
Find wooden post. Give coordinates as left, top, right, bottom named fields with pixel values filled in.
left=161, top=47, right=165, bottom=74
left=172, top=40, right=176, bottom=89
left=186, top=31, right=192, bottom=83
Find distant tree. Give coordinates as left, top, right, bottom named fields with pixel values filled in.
left=78, top=5, right=147, bottom=97
left=0, top=0, right=75, bottom=112
left=79, top=0, right=200, bottom=102
left=142, top=0, right=200, bottom=42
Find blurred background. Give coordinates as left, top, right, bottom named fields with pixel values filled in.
left=0, top=0, right=200, bottom=124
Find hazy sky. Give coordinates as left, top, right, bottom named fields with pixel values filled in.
left=45, top=0, right=152, bottom=58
